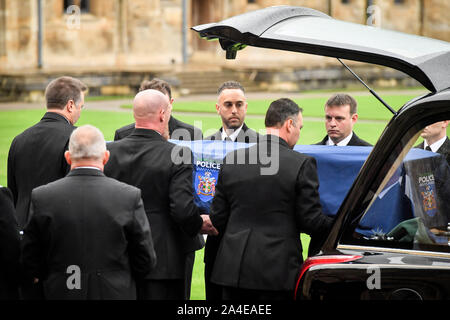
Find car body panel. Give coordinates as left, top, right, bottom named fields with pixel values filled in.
left=299, top=246, right=450, bottom=300
left=192, top=5, right=450, bottom=300
left=192, top=5, right=450, bottom=93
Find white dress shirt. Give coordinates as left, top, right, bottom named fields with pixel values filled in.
left=327, top=132, right=353, bottom=146
left=221, top=124, right=244, bottom=142
left=424, top=135, right=447, bottom=153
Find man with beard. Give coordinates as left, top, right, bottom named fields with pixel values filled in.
left=205, top=81, right=260, bottom=143
left=204, top=81, right=260, bottom=300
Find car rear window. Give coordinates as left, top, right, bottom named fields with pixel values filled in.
left=341, top=121, right=450, bottom=253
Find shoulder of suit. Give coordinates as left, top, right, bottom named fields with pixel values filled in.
left=205, top=130, right=222, bottom=140
left=104, top=176, right=142, bottom=195
left=171, top=117, right=196, bottom=130
left=314, top=135, right=328, bottom=145
left=350, top=133, right=372, bottom=146
left=113, top=124, right=134, bottom=141
left=244, top=127, right=260, bottom=137
left=115, top=123, right=135, bottom=134
left=14, top=116, right=73, bottom=140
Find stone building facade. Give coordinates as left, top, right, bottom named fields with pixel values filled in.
left=0, top=0, right=448, bottom=98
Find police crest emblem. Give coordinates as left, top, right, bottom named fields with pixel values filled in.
left=197, top=171, right=216, bottom=196
left=418, top=173, right=437, bottom=217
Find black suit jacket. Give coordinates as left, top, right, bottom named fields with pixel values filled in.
left=203, top=122, right=261, bottom=298
left=21, top=168, right=156, bottom=300
left=0, top=187, right=21, bottom=300
left=114, top=116, right=203, bottom=141
left=205, top=123, right=260, bottom=143
left=209, top=135, right=333, bottom=291
left=415, top=137, right=450, bottom=164
left=316, top=132, right=372, bottom=146
left=105, top=129, right=204, bottom=280
left=7, top=112, right=75, bottom=229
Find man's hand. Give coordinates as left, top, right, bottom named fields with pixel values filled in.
left=200, top=215, right=219, bottom=236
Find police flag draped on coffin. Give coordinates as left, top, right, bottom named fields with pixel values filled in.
left=170, top=140, right=447, bottom=238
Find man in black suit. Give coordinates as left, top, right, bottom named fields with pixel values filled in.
left=0, top=186, right=21, bottom=300
left=105, top=89, right=217, bottom=300
left=7, top=76, right=87, bottom=229
left=315, top=93, right=371, bottom=146
left=204, top=80, right=261, bottom=300
left=21, top=125, right=156, bottom=300
left=416, top=120, right=450, bottom=163
left=209, top=98, right=333, bottom=300
left=114, top=78, right=203, bottom=141
left=415, top=120, right=450, bottom=229
left=205, top=81, right=260, bottom=143
left=115, top=79, right=203, bottom=299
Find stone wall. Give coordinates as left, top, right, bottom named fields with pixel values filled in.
left=0, top=0, right=448, bottom=101
left=0, top=0, right=448, bottom=72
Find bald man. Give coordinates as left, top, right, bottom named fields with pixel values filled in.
left=105, top=89, right=217, bottom=300
left=22, top=125, right=156, bottom=299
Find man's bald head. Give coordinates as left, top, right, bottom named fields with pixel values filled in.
left=133, top=89, right=170, bottom=121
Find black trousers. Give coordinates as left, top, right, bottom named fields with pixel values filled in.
left=138, top=251, right=195, bottom=300
left=222, top=286, right=293, bottom=300
left=184, top=251, right=195, bottom=300
left=137, top=279, right=185, bottom=300
left=204, top=235, right=223, bottom=300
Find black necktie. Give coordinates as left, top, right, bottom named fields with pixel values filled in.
left=225, top=137, right=232, bottom=142
left=425, top=146, right=432, bottom=152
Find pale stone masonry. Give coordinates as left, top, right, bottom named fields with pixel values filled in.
left=0, top=0, right=448, bottom=72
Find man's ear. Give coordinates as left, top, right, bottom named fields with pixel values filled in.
left=159, top=108, right=165, bottom=122
left=285, top=118, right=293, bottom=133
left=65, top=99, right=74, bottom=112
left=64, top=150, right=72, bottom=165
left=103, top=150, right=110, bottom=165
left=351, top=113, right=358, bottom=124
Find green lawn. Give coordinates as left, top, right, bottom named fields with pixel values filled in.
left=0, top=92, right=401, bottom=300
left=121, top=93, right=417, bottom=120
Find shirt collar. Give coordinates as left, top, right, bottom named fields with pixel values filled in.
left=221, top=123, right=244, bottom=142
left=73, top=166, right=102, bottom=171
left=424, top=135, right=447, bottom=153
left=327, top=131, right=353, bottom=146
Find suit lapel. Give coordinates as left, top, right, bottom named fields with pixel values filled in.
left=437, top=137, right=450, bottom=154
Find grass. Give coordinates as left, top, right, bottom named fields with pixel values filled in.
left=121, top=93, right=417, bottom=120
left=0, top=92, right=408, bottom=300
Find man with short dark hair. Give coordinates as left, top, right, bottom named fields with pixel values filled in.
left=114, top=78, right=203, bottom=141
left=205, top=80, right=260, bottom=143
left=209, top=98, right=332, bottom=300
left=7, top=76, right=87, bottom=229
left=204, top=81, right=261, bottom=300
left=316, top=93, right=371, bottom=146
left=22, top=125, right=156, bottom=300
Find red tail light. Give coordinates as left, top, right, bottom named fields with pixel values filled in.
left=294, top=255, right=362, bottom=300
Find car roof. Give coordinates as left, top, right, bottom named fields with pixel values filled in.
left=192, top=5, right=450, bottom=93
